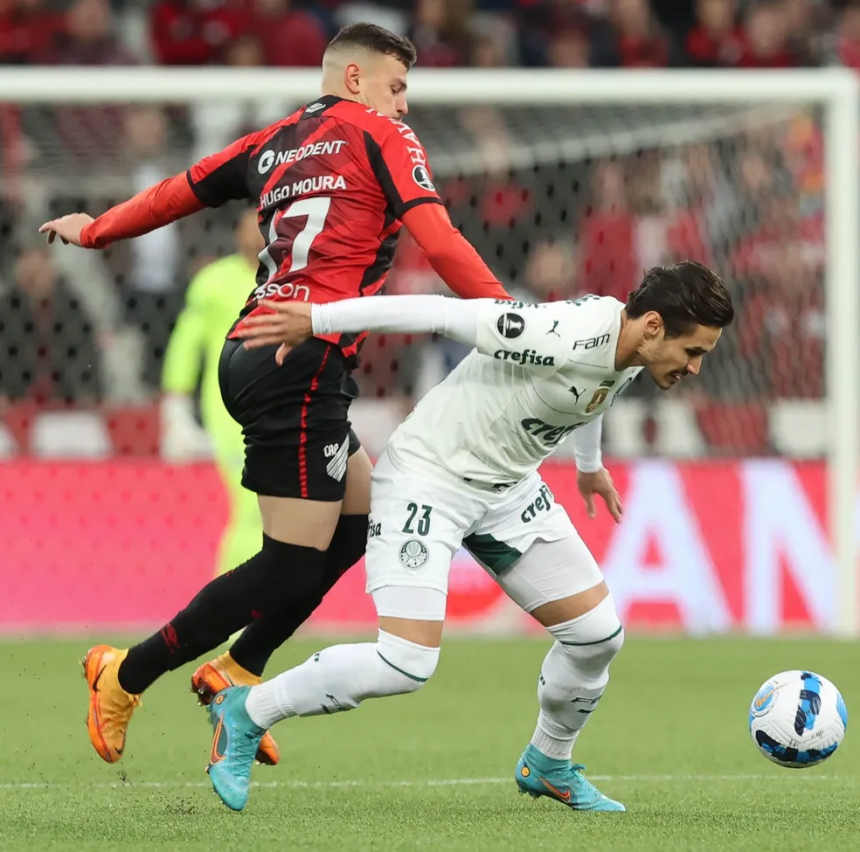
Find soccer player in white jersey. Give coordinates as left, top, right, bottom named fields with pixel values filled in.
left=206, top=261, right=734, bottom=811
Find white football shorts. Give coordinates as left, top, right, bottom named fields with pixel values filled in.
left=366, top=448, right=604, bottom=618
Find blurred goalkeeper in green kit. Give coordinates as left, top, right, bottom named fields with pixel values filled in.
left=161, top=207, right=264, bottom=577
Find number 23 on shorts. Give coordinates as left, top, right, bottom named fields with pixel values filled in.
left=403, top=502, right=433, bottom=537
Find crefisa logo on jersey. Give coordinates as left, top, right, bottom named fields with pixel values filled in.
left=412, top=164, right=435, bottom=192
left=497, top=313, right=525, bottom=339
left=520, top=418, right=581, bottom=446
left=494, top=349, right=555, bottom=367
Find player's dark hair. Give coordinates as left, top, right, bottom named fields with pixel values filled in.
left=326, top=23, right=418, bottom=69
left=625, top=261, right=734, bottom=338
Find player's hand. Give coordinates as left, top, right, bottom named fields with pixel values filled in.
left=577, top=468, right=622, bottom=524
left=38, top=213, right=94, bottom=246
left=234, top=299, right=314, bottom=353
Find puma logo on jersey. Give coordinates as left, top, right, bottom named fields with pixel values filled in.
left=494, top=349, right=555, bottom=366
left=547, top=321, right=561, bottom=337
left=521, top=418, right=582, bottom=446
left=569, top=385, right=583, bottom=402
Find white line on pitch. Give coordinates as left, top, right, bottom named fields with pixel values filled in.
left=0, top=774, right=847, bottom=791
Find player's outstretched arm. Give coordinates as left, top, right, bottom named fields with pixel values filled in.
left=400, top=204, right=510, bottom=301
left=39, top=127, right=266, bottom=249
left=369, top=115, right=509, bottom=301
left=236, top=296, right=572, bottom=376
left=315, top=295, right=573, bottom=377
left=39, top=173, right=206, bottom=249
left=234, top=295, right=482, bottom=352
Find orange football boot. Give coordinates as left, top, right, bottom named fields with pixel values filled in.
left=81, top=645, right=141, bottom=763
left=191, top=652, right=280, bottom=766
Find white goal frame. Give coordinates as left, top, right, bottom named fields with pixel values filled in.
left=4, top=67, right=859, bottom=635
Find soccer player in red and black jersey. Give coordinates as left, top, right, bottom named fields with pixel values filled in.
left=40, top=23, right=510, bottom=767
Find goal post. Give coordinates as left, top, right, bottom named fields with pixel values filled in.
left=823, top=70, right=860, bottom=639
left=2, top=67, right=858, bottom=635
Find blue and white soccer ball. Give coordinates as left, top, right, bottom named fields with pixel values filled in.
left=749, top=670, right=847, bottom=768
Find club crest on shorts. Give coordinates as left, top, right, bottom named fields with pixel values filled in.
left=400, top=539, right=429, bottom=570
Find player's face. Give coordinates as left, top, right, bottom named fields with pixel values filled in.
left=642, top=318, right=722, bottom=390
left=360, top=54, right=409, bottom=119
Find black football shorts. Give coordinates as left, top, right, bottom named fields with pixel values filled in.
left=219, top=337, right=361, bottom=500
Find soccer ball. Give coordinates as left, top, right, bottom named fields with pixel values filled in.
left=749, top=670, right=847, bottom=768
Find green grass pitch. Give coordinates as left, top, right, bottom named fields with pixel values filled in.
left=1, top=635, right=858, bottom=851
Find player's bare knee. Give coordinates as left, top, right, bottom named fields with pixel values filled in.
left=374, top=629, right=440, bottom=695
left=258, top=495, right=342, bottom=550
left=547, top=594, right=624, bottom=676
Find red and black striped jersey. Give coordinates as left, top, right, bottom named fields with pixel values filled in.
left=185, top=95, right=444, bottom=361
left=79, top=96, right=509, bottom=364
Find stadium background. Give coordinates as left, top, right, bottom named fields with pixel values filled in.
left=0, top=0, right=853, bottom=635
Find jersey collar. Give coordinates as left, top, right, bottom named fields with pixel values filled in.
left=301, top=95, right=344, bottom=119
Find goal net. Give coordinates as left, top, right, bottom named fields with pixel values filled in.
left=0, top=68, right=856, bottom=636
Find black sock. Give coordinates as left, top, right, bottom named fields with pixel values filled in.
left=117, top=535, right=326, bottom=694
left=229, top=514, right=369, bottom=676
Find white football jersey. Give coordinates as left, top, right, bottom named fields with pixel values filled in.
left=387, top=296, right=642, bottom=487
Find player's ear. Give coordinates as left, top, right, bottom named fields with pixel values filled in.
left=643, top=311, right=663, bottom=339
left=344, top=62, right=362, bottom=95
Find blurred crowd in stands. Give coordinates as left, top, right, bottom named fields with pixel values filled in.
left=0, top=0, right=849, bottom=456
left=2, top=0, right=859, bottom=70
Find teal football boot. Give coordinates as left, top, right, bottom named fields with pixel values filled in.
left=207, top=686, right=266, bottom=811
left=515, top=744, right=626, bottom=812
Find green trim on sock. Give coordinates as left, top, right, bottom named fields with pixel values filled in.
left=560, top=624, right=623, bottom=646
left=377, top=651, right=427, bottom=683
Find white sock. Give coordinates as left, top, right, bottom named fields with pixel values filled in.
left=531, top=709, right=580, bottom=762
left=529, top=601, right=624, bottom=762
left=531, top=641, right=607, bottom=762
left=245, top=633, right=437, bottom=729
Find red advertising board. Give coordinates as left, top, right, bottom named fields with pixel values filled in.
left=0, top=459, right=838, bottom=634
